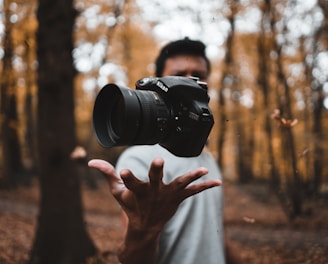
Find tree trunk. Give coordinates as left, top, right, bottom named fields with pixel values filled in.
left=23, top=26, right=39, bottom=177
left=258, top=0, right=280, bottom=187
left=310, top=0, right=328, bottom=195
left=217, top=0, right=237, bottom=168
left=29, top=0, right=97, bottom=263
left=275, top=38, right=303, bottom=219
left=268, top=1, right=303, bottom=219
left=0, top=0, right=24, bottom=187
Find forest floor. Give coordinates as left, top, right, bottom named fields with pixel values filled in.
left=0, top=178, right=328, bottom=264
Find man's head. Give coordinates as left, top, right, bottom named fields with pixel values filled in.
left=155, top=38, right=211, bottom=81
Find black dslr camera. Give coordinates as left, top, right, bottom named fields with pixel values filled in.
left=92, top=76, right=214, bottom=157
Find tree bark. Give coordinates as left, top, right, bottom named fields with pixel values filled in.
left=29, top=0, right=97, bottom=263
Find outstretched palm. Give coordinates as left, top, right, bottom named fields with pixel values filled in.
left=88, top=158, right=221, bottom=233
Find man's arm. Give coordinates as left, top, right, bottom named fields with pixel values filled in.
left=88, top=158, right=221, bottom=264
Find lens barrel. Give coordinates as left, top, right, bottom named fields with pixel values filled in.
left=93, top=84, right=170, bottom=148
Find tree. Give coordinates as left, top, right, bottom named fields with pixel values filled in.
left=0, top=0, right=25, bottom=187
left=217, top=0, right=237, bottom=168
left=218, top=0, right=255, bottom=183
left=23, top=3, right=39, bottom=177
left=269, top=0, right=304, bottom=219
left=29, top=0, right=97, bottom=263
left=310, top=0, right=328, bottom=195
left=257, top=0, right=280, bottom=188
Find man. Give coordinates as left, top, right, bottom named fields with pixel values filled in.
left=89, top=38, right=236, bottom=264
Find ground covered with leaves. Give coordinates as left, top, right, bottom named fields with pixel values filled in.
left=0, top=179, right=327, bottom=263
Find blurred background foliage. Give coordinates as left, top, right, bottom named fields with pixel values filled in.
left=0, top=0, right=327, bottom=220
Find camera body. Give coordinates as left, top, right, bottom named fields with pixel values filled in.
left=93, top=76, right=214, bottom=157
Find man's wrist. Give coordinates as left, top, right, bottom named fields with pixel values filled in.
left=118, top=225, right=160, bottom=264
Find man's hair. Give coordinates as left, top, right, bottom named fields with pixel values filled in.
left=155, top=37, right=211, bottom=77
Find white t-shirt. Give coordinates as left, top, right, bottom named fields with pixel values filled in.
left=116, top=144, right=225, bottom=264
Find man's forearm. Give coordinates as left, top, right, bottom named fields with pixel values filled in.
left=118, top=226, right=160, bottom=264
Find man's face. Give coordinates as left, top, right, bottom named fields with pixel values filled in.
left=161, top=55, right=209, bottom=82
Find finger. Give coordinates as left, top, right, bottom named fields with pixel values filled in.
left=120, top=169, right=147, bottom=194
left=88, top=159, right=117, bottom=178
left=88, top=159, right=124, bottom=195
left=148, top=158, right=164, bottom=188
left=172, top=167, right=209, bottom=189
left=183, top=179, right=221, bottom=199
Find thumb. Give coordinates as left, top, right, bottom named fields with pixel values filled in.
left=88, top=159, right=116, bottom=176
left=88, top=159, right=125, bottom=194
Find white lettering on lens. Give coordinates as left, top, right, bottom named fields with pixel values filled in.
left=156, top=81, right=168, bottom=92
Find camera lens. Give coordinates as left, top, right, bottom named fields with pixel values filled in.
left=107, top=96, right=124, bottom=138
left=93, top=84, right=170, bottom=148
